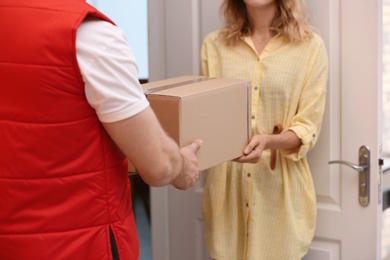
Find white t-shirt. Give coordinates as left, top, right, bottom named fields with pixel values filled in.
left=76, top=17, right=149, bottom=123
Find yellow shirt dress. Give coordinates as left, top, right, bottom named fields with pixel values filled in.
left=201, top=30, right=328, bottom=260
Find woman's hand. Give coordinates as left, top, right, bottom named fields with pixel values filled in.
left=233, top=134, right=270, bottom=163
left=233, top=130, right=302, bottom=164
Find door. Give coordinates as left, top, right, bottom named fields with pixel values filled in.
left=148, top=0, right=383, bottom=259
left=303, top=1, right=383, bottom=259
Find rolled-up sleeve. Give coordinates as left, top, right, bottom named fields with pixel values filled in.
left=283, top=40, right=328, bottom=161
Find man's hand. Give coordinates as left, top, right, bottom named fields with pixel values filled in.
left=170, top=139, right=203, bottom=190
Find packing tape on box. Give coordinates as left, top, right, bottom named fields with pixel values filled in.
left=143, top=77, right=212, bottom=94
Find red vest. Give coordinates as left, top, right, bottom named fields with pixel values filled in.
left=0, top=1, right=139, bottom=259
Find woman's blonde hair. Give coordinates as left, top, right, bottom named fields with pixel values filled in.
left=220, top=0, right=315, bottom=45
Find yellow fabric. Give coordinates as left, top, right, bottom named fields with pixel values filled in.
left=201, top=30, right=328, bottom=260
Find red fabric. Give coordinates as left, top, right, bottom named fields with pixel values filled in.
left=0, top=0, right=139, bottom=259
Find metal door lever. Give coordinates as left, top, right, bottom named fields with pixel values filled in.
left=328, top=160, right=367, bottom=172
left=328, top=145, right=370, bottom=207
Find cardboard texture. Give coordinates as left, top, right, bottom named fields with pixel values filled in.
left=128, top=76, right=251, bottom=173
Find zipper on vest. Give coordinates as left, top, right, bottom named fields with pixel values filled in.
left=109, top=227, right=120, bottom=260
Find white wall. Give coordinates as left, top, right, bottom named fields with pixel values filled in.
left=86, top=0, right=149, bottom=80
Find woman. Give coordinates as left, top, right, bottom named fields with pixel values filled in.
left=201, top=0, right=328, bottom=259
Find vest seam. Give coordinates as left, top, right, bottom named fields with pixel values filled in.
left=101, top=128, right=113, bottom=226
left=0, top=5, right=87, bottom=14
left=0, top=116, right=97, bottom=125
left=0, top=165, right=123, bottom=180
left=0, top=62, right=73, bottom=68
left=0, top=221, right=122, bottom=236
left=71, top=9, right=91, bottom=88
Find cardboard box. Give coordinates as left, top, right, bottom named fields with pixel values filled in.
left=129, top=76, right=251, bottom=173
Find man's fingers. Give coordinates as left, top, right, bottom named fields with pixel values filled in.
left=187, top=139, right=203, bottom=152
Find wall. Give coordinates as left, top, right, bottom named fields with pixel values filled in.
left=86, top=0, right=149, bottom=80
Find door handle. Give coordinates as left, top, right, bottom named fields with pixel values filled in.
left=328, top=160, right=367, bottom=172
left=328, top=145, right=370, bottom=207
